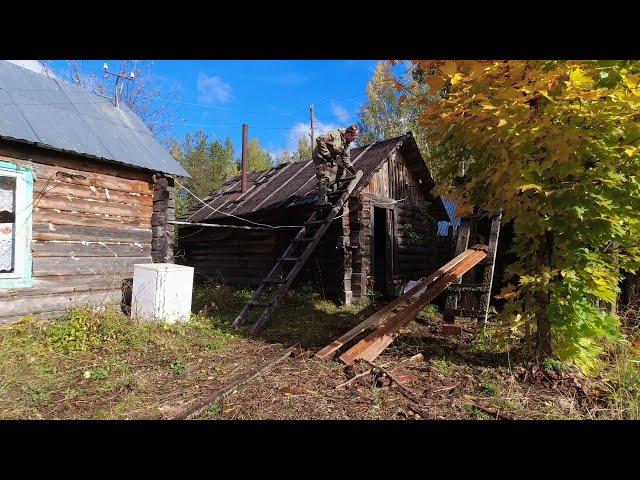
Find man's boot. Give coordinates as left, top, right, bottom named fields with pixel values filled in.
left=316, top=182, right=331, bottom=211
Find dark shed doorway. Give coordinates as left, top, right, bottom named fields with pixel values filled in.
left=373, top=206, right=394, bottom=297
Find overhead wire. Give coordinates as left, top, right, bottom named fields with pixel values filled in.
left=174, top=177, right=351, bottom=231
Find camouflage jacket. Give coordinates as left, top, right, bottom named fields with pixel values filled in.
left=313, top=129, right=352, bottom=167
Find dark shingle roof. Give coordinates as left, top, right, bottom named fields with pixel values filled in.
left=183, top=133, right=450, bottom=223
left=0, top=61, right=189, bottom=177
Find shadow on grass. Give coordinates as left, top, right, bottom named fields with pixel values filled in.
left=191, top=281, right=522, bottom=368
left=191, top=281, right=380, bottom=349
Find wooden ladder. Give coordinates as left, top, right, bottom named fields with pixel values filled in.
left=232, top=170, right=364, bottom=335
left=443, top=210, right=503, bottom=326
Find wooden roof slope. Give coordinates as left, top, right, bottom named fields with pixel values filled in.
left=182, top=133, right=449, bottom=223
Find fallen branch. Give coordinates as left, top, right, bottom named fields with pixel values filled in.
left=432, top=385, right=457, bottom=393
left=471, top=401, right=514, bottom=420
left=335, top=361, right=392, bottom=389
left=389, top=353, right=424, bottom=372
left=171, top=347, right=295, bottom=420
left=362, top=360, right=423, bottom=405
left=335, top=354, right=423, bottom=390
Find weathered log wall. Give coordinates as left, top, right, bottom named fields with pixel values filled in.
left=0, top=141, right=170, bottom=323
left=350, top=149, right=439, bottom=304
left=177, top=207, right=341, bottom=300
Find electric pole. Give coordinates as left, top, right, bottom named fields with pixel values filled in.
left=309, top=104, right=315, bottom=159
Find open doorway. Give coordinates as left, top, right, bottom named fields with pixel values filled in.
left=373, top=206, right=393, bottom=297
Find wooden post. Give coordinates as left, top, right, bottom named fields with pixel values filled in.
left=241, top=124, right=249, bottom=193
left=443, top=215, right=471, bottom=323
left=309, top=104, right=315, bottom=159
left=478, top=210, right=502, bottom=326
left=152, top=174, right=175, bottom=263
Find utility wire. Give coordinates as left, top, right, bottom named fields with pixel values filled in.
left=174, top=177, right=304, bottom=229
left=174, top=177, right=350, bottom=231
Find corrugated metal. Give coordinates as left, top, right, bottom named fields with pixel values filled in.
left=437, top=198, right=460, bottom=236
left=0, top=61, right=189, bottom=178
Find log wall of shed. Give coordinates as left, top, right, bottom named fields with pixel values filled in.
left=177, top=207, right=342, bottom=300
left=348, top=150, right=439, bottom=304
left=0, top=142, right=170, bottom=324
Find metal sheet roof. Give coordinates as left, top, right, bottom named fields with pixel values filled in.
left=437, top=198, right=460, bottom=236
left=0, top=61, right=189, bottom=177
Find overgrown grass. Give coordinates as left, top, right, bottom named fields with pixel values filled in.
left=0, top=301, right=239, bottom=419
left=257, top=284, right=375, bottom=348
left=3, top=280, right=640, bottom=420
left=596, top=311, right=640, bottom=419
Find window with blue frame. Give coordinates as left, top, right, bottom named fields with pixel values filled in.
left=0, top=162, right=33, bottom=288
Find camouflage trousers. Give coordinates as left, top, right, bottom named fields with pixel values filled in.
left=312, top=155, right=348, bottom=189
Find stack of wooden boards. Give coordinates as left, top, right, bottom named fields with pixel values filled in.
left=315, top=244, right=489, bottom=365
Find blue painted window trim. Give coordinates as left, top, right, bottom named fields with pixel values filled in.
left=0, top=161, right=33, bottom=289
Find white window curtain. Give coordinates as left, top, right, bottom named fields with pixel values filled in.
left=0, top=176, right=16, bottom=273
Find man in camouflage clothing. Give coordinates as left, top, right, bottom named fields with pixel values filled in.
left=312, top=124, right=359, bottom=210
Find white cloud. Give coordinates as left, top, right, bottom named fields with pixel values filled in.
left=7, top=60, right=57, bottom=78
left=286, top=120, right=339, bottom=152
left=197, top=74, right=232, bottom=104
left=331, top=102, right=349, bottom=123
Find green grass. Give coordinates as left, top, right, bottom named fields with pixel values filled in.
left=431, top=358, right=458, bottom=376
left=0, top=299, right=239, bottom=419
left=599, top=337, right=640, bottom=419
left=478, top=377, right=501, bottom=396
left=254, top=284, right=375, bottom=348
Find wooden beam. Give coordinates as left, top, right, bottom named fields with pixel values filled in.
left=171, top=348, right=295, bottom=420
left=315, top=248, right=476, bottom=359
left=339, top=245, right=488, bottom=365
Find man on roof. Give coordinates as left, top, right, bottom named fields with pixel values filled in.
left=312, top=124, right=359, bottom=210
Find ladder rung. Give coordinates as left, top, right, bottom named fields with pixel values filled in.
left=305, top=220, right=325, bottom=226
left=248, top=300, right=273, bottom=308
left=279, top=257, right=301, bottom=262
left=447, top=283, right=490, bottom=293
left=443, top=308, right=487, bottom=319
left=476, top=257, right=496, bottom=266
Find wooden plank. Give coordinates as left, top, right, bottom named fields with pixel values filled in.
left=34, top=208, right=150, bottom=229
left=36, top=195, right=153, bottom=218
left=3, top=152, right=154, bottom=193
left=171, top=348, right=295, bottom=420
left=315, top=248, right=476, bottom=359
left=339, top=246, right=488, bottom=365
left=33, top=241, right=151, bottom=258
left=0, top=274, right=131, bottom=299
left=33, top=181, right=153, bottom=206
left=0, top=289, right=123, bottom=318
left=33, top=224, right=152, bottom=243
left=479, top=211, right=503, bottom=325
left=385, top=208, right=394, bottom=295
left=33, top=256, right=151, bottom=276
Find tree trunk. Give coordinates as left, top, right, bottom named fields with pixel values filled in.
left=535, top=232, right=553, bottom=360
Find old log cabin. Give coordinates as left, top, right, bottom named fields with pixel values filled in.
left=0, top=61, right=189, bottom=325
left=177, top=132, right=450, bottom=305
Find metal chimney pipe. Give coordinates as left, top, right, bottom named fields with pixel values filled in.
left=241, top=124, right=249, bottom=193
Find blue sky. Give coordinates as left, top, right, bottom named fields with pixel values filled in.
left=35, top=60, right=386, bottom=160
